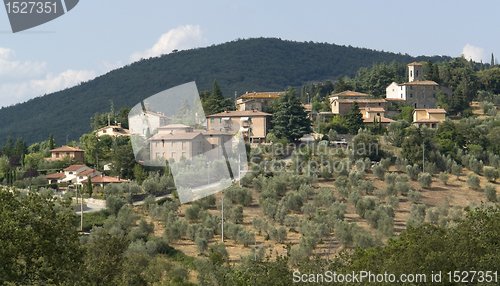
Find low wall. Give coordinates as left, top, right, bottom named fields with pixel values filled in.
left=73, top=204, right=88, bottom=212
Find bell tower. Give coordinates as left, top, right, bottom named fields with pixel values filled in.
left=408, top=62, right=423, bottom=82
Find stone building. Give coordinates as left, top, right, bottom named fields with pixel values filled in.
left=386, top=62, right=452, bottom=109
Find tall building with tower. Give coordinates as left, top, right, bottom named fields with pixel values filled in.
left=385, top=62, right=452, bottom=109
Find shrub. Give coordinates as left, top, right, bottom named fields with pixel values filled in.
left=451, top=163, right=462, bottom=179
left=380, top=158, right=391, bottom=171
left=466, top=174, right=481, bottom=190
left=396, top=157, right=409, bottom=172
left=195, top=236, right=208, bottom=253
left=484, top=184, right=497, bottom=202
left=386, top=195, right=399, bottom=209
left=284, top=215, right=299, bottom=228
left=348, top=191, right=361, bottom=207
left=395, top=181, right=411, bottom=196
left=230, top=205, right=244, bottom=224
left=372, top=164, right=385, bottom=180
left=106, top=195, right=127, bottom=216
left=301, top=203, right=316, bottom=219
left=384, top=172, right=397, bottom=186
left=406, top=164, right=420, bottom=181
left=407, top=189, right=422, bottom=203
left=425, top=162, right=438, bottom=175
left=406, top=204, right=426, bottom=227
left=417, top=172, right=432, bottom=189
left=355, top=197, right=376, bottom=218
left=374, top=188, right=387, bottom=201
left=252, top=217, right=268, bottom=236
left=328, top=129, right=338, bottom=141
left=484, top=167, right=499, bottom=182
left=439, top=172, right=450, bottom=185
left=313, top=187, right=336, bottom=207
left=425, top=208, right=440, bottom=224
left=185, top=205, right=201, bottom=222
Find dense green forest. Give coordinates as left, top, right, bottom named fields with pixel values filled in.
left=0, top=37, right=451, bottom=145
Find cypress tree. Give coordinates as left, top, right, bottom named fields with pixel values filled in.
left=49, top=133, right=55, bottom=150
left=346, top=101, right=364, bottom=134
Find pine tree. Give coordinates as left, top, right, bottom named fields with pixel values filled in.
left=346, top=101, right=364, bottom=134
left=207, top=80, right=227, bottom=114
left=270, top=87, right=312, bottom=142
left=492, top=53, right=495, bottom=68
left=2, top=136, right=14, bottom=158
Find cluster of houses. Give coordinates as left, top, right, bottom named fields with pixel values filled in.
left=45, top=146, right=130, bottom=189
left=44, top=61, right=451, bottom=184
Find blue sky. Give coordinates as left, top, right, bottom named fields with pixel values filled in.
left=0, top=0, right=497, bottom=107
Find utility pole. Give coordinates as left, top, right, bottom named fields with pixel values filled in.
left=422, top=142, right=425, bottom=173
left=221, top=194, right=224, bottom=242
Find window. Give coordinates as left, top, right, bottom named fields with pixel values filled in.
left=251, top=105, right=255, bottom=109
left=410, top=93, right=413, bottom=98
left=103, top=130, right=107, bottom=133
left=410, top=86, right=413, bottom=90
left=171, top=142, right=174, bottom=147
left=422, top=93, right=425, bottom=98
left=416, top=70, right=419, bottom=77
left=219, top=118, right=222, bottom=123
left=143, top=129, right=146, bottom=135
left=433, top=86, right=436, bottom=90
left=249, top=128, right=252, bottom=133
left=433, top=94, right=436, bottom=98
left=143, top=119, right=147, bottom=124
left=264, top=100, right=267, bottom=104
left=69, top=172, right=73, bottom=175
left=156, top=152, right=161, bottom=158
left=55, top=152, right=59, bottom=158
left=210, top=118, right=214, bottom=124
left=249, top=118, right=252, bottom=123
left=378, top=103, right=381, bottom=106
left=410, top=70, right=413, bottom=77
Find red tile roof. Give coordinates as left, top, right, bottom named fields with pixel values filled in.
left=407, top=62, right=423, bottom=66
left=50, top=146, right=85, bottom=152
left=237, top=91, right=283, bottom=99
left=335, top=99, right=387, bottom=103
left=89, top=175, right=130, bottom=183
left=77, top=169, right=99, bottom=176
left=64, top=165, right=87, bottom=171
left=329, top=90, right=371, bottom=98
left=363, top=117, right=395, bottom=123
left=46, top=172, right=65, bottom=179
left=206, top=110, right=272, bottom=117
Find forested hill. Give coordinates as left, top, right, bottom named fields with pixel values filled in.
left=0, top=37, right=451, bottom=145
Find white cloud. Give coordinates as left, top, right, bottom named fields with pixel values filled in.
left=0, top=69, right=96, bottom=107
left=130, top=25, right=207, bottom=62
left=462, top=44, right=487, bottom=63
left=0, top=47, right=47, bottom=79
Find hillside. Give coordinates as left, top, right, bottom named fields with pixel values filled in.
left=0, top=37, right=451, bottom=145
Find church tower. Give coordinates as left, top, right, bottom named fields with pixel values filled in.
left=408, top=62, right=423, bottom=82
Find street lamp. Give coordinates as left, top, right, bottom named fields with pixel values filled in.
left=69, top=184, right=83, bottom=231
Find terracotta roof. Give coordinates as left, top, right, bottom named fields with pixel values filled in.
left=413, top=119, right=440, bottom=123
left=334, top=99, right=387, bottom=103
left=402, top=80, right=439, bottom=86
left=385, top=98, right=406, bottom=101
left=360, top=107, right=385, bottom=112
left=329, top=90, right=371, bottom=98
left=237, top=92, right=283, bottom=100
left=149, top=132, right=203, bottom=141
left=303, top=104, right=312, bottom=110
left=412, top=108, right=446, bottom=114
left=426, top=109, right=447, bottom=114
left=206, top=110, right=272, bottom=118
left=89, top=175, right=130, bottom=183
left=363, top=117, right=395, bottom=123
left=201, top=131, right=233, bottom=136
left=46, top=172, right=65, bottom=179
left=77, top=169, right=99, bottom=176
left=407, top=62, right=423, bottom=66
left=145, top=110, right=171, bottom=118
left=64, top=165, right=88, bottom=171
left=50, top=146, right=84, bottom=152
left=158, top=124, right=191, bottom=129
